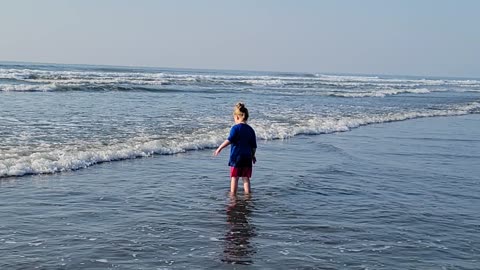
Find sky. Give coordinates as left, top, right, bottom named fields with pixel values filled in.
left=1, top=0, right=479, bottom=78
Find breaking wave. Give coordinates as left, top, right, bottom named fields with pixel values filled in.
left=1, top=101, right=478, bottom=178
left=1, top=67, right=479, bottom=96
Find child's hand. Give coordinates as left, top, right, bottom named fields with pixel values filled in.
left=252, top=156, right=256, bottom=164
left=213, top=140, right=230, bottom=157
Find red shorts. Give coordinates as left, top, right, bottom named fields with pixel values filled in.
left=230, top=167, right=252, bottom=178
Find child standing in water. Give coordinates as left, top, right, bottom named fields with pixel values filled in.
left=214, top=102, right=257, bottom=195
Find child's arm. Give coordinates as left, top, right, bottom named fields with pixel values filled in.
left=252, top=148, right=257, bottom=164
left=213, top=140, right=231, bottom=156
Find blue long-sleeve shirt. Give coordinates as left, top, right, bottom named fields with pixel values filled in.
left=227, top=123, right=257, bottom=167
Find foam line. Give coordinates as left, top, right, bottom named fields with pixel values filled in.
left=1, top=102, right=478, bottom=178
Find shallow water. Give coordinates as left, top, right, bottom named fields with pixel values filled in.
left=1, top=63, right=480, bottom=268
left=1, top=115, right=479, bottom=269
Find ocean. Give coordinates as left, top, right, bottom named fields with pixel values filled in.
left=1, top=62, right=479, bottom=269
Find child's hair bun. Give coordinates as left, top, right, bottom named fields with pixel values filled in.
left=234, top=102, right=249, bottom=120
left=236, top=102, right=245, bottom=109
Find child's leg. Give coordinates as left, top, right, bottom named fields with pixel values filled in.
left=242, top=177, right=251, bottom=194
left=230, top=177, right=239, bottom=194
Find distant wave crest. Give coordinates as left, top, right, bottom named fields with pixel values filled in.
left=2, top=67, right=479, bottom=96
left=326, top=88, right=432, bottom=98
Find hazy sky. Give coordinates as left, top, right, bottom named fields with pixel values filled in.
left=1, top=0, right=479, bottom=77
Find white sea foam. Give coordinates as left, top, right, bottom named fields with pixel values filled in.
left=1, top=102, right=478, bottom=178
left=259, top=102, right=479, bottom=140
left=327, top=88, right=432, bottom=98
left=0, top=84, right=57, bottom=92
left=248, top=87, right=438, bottom=98
left=2, top=68, right=479, bottom=92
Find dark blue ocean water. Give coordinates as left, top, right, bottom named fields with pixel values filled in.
left=1, top=63, right=479, bottom=269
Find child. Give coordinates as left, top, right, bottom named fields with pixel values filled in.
left=214, top=102, right=257, bottom=195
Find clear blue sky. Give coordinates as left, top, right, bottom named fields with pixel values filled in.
left=1, top=0, right=479, bottom=77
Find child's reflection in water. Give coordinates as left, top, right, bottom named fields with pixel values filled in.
left=222, top=194, right=256, bottom=265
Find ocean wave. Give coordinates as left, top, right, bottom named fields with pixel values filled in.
left=327, top=88, right=432, bottom=98
left=253, top=101, right=480, bottom=140
left=1, top=101, right=478, bottom=178
left=2, top=67, right=480, bottom=93
left=0, top=82, right=447, bottom=97
left=245, top=87, right=438, bottom=98
left=0, top=83, right=57, bottom=92
left=0, top=130, right=226, bottom=178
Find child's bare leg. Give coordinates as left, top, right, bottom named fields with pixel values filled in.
left=242, top=177, right=251, bottom=194
left=230, top=177, right=239, bottom=195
